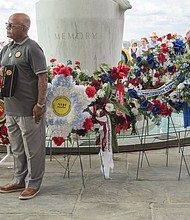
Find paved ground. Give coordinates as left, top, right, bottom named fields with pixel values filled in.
left=1, top=147, right=190, bottom=220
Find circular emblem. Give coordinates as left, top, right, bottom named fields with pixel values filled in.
left=52, top=96, right=71, bottom=116
left=6, top=70, right=12, bottom=76
left=0, top=99, right=6, bottom=123
left=15, top=51, right=22, bottom=58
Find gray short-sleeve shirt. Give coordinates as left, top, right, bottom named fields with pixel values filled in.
left=0, top=37, right=47, bottom=116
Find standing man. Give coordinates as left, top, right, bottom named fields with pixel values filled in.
left=0, top=13, right=48, bottom=200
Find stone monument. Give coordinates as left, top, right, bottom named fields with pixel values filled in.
left=36, top=0, right=132, bottom=74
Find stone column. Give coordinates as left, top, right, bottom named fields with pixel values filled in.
left=36, top=0, right=132, bottom=74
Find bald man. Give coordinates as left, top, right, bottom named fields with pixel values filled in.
left=0, top=13, right=48, bottom=200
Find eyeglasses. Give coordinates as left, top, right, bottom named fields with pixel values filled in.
left=5, top=22, right=25, bottom=29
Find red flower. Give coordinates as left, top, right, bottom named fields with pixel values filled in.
left=154, top=72, right=160, bottom=78
left=157, top=37, right=162, bottom=42
left=62, top=66, right=72, bottom=76
left=110, top=73, right=118, bottom=81
left=50, top=58, right=56, bottom=63
left=75, top=61, right=80, bottom=66
left=0, top=125, right=8, bottom=135
left=166, top=33, right=172, bottom=40
left=52, top=64, right=72, bottom=76
left=116, top=124, right=121, bottom=134
left=82, top=118, right=94, bottom=130
left=122, top=120, right=130, bottom=131
left=162, top=69, right=168, bottom=75
left=85, top=86, right=96, bottom=98
left=110, top=65, right=130, bottom=80
left=91, top=80, right=101, bottom=90
left=148, top=102, right=153, bottom=111
left=171, top=65, right=176, bottom=74
left=158, top=52, right=166, bottom=63
left=159, top=103, right=173, bottom=117
left=161, top=43, right=167, bottom=47
left=162, top=47, right=169, bottom=54
left=127, top=78, right=140, bottom=87
left=167, top=107, right=173, bottom=117
left=155, top=81, right=162, bottom=87
left=141, top=64, right=148, bottom=73
left=152, top=99, right=161, bottom=106
left=52, top=137, right=65, bottom=146
left=0, top=125, right=9, bottom=145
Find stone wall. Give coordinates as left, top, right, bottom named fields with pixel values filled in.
left=36, top=0, right=131, bottom=74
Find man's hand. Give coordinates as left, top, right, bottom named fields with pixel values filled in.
left=32, top=105, right=44, bottom=124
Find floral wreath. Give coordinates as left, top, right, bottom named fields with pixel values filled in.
left=46, top=59, right=95, bottom=145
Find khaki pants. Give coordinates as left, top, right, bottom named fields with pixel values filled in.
left=6, top=115, right=46, bottom=189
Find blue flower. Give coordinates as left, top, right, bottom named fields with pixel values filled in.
left=168, top=100, right=174, bottom=107
left=134, top=69, right=141, bottom=77
left=167, top=65, right=174, bottom=73
left=172, top=39, right=186, bottom=54
left=67, top=60, right=72, bottom=65
left=182, top=63, right=189, bottom=69
left=176, top=71, right=185, bottom=82
left=140, top=100, right=150, bottom=109
left=136, top=56, right=142, bottom=64
left=128, top=89, right=139, bottom=99
left=152, top=104, right=160, bottom=114
left=146, top=57, right=154, bottom=67
left=146, top=57, right=158, bottom=68
left=175, top=101, right=183, bottom=111
left=100, top=74, right=114, bottom=84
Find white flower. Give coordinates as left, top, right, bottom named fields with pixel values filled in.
left=132, top=100, right=140, bottom=108
left=96, top=109, right=102, bottom=117
left=128, top=83, right=135, bottom=89
left=160, top=75, right=168, bottom=83
left=102, top=83, right=108, bottom=89
left=97, top=89, right=105, bottom=98
left=131, top=107, right=139, bottom=116
left=143, top=76, right=148, bottom=83
left=152, top=77, right=157, bottom=86
left=167, top=42, right=173, bottom=49
left=105, top=103, right=114, bottom=112
left=88, top=106, right=94, bottom=113
left=76, top=68, right=81, bottom=74
left=177, top=83, right=185, bottom=90
left=138, top=84, right=142, bottom=90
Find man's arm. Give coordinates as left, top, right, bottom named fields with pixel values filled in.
left=37, top=72, right=48, bottom=106
left=32, top=71, right=48, bottom=123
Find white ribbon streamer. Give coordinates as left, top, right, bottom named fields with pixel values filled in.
left=96, top=115, right=114, bottom=179
left=138, top=80, right=174, bottom=97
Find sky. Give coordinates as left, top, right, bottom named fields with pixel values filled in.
left=0, top=0, right=190, bottom=43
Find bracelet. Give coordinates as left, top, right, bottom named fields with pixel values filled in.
left=36, top=103, right=45, bottom=109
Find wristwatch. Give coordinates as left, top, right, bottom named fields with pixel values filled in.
left=36, top=103, right=45, bottom=109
